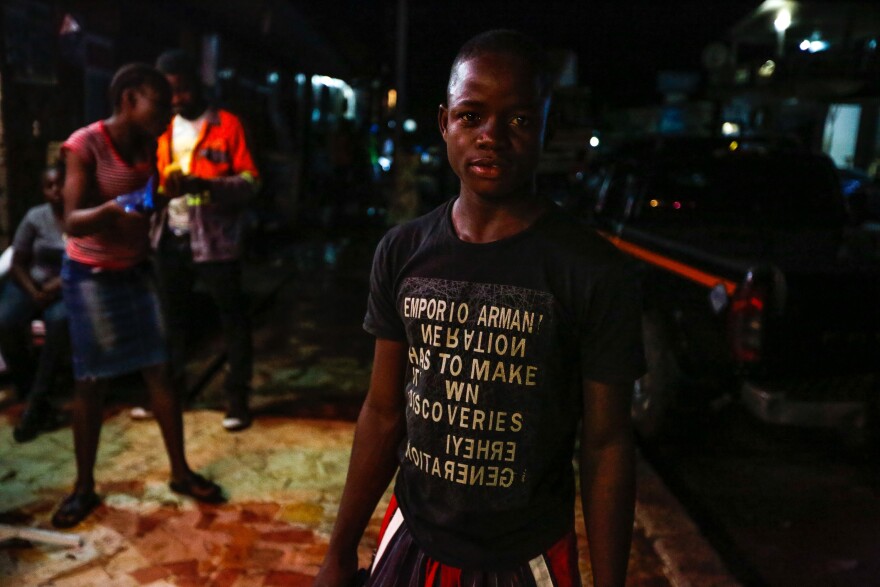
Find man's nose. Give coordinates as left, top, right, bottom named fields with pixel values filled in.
left=476, top=119, right=508, bottom=148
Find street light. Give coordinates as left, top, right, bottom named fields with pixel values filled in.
left=774, top=7, right=792, bottom=57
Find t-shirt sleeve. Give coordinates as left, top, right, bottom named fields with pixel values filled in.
left=579, top=260, right=646, bottom=384
left=363, top=232, right=407, bottom=341
left=61, top=126, right=97, bottom=167
left=11, top=209, right=38, bottom=260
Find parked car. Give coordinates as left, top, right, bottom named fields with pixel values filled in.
left=585, top=136, right=880, bottom=439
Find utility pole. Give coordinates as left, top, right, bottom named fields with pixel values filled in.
left=394, top=0, right=408, bottom=157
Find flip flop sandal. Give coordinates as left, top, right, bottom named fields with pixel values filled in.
left=169, top=473, right=226, bottom=504
left=51, top=491, right=101, bottom=529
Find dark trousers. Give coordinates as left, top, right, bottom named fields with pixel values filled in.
left=0, top=280, right=68, bottom=403
left=156, top=233, right=252, bottom=405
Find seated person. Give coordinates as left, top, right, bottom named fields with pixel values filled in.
left=0, top=164, right=69, bottom=442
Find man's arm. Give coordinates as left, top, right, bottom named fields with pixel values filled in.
left=580, top=379, right=636, bottom=587
left=315, top=338, right=408, bottom=587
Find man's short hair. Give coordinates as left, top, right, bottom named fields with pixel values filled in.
left=155, top=49, right=198, bottom=78
left=108, top=63, right=169, bottom=109
left=448, top=30, right=554, bottom=99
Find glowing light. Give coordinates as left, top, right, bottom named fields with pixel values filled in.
left=800, top=39, right=811, bottom=51
left=387, top=89, right=398, bottom=110
left=673, top=201, right=682, bottom=210
left=650, top=199, right=659, bottom=208
left=378, top=156, right=392, bottom=172
left=809, top=40, right=829, bottom=53
left=295, top=73, right=306, bottom=84
left=267, top=71, right=279, bottom=84
left=758, top=60, right=776, bottom=78
left=722, top=122, right=740, bottom=136
left=774, top=8, right=791, bottom=33
left=420, top=152, right=432, bottom=164
left=312, top=75, right=357, bottom=119
left=729, top=141, right=739, bottom=151
left=589, top=136, right=600, bottom=148
left=403, top=119, right=417, bottom=133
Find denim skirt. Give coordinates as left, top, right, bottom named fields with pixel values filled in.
left=62, top=257, right=168, bottom=381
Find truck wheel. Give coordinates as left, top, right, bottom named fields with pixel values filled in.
left=632, top=312, right=682, bottom=440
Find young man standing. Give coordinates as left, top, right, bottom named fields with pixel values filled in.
left=150, top=49, right=259, bottom=431
left=317, top=30, right=645, bottom=587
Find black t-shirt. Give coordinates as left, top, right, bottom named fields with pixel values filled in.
left=364, top=198, right=645, bottom=569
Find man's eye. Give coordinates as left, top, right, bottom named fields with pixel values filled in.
left=511, top=116, right=529, bottom=127
left=459, top=112, right=478, bottom=123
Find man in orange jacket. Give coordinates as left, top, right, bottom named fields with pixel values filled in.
left=150, top=49, right=259, bottom=431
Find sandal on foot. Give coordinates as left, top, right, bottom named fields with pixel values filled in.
left=51, top=491, right=101, bottom=528
left=169, top=473, right=226, bottom=504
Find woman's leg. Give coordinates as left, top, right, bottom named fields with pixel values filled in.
left=142, top=362, right=225, bottom=502
left=51, top=377, right=106, bottom=527
left=141, top=362, right=189, bottom=479
left=70, top=378, right=106, bottom=494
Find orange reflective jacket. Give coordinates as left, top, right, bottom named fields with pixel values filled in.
left=152, top=108, right=259, bottom=262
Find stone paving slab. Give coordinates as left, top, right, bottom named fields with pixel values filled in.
left=0, top=407, right=738, bottom=586
left=1, top=411, right=386, bottom=586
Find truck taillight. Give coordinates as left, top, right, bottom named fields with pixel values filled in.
left=728, top=273, right=766, bottom=363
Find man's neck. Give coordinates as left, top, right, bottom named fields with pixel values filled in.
left=178, top=103, right=208, bottom=122
left=451, top=191, right=547, bottom=244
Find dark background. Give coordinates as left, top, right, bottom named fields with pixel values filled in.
left=301, top=0, right=762, bottom=124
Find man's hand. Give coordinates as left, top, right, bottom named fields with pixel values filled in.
left=164, top=170, right=207, bottom=198
left=313, top=551, right=359, bottom=587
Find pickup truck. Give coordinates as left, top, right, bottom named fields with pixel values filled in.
left=586, top=136, right=880, bottom=439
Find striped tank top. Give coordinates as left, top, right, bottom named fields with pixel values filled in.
left=62, top=121, right=154, bottom=269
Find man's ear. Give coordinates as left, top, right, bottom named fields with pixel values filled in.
left=438, top=104, right=449, bottom=141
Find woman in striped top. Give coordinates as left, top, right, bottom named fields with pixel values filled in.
left=52, top=63, right=224, bottom=529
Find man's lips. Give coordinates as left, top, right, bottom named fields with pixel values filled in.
left=468, top=159, right=507, bottom=178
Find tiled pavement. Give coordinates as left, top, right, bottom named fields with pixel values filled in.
left=0, top=408, right=738, bottom=586
left=0, top=248, right=741, bottom=586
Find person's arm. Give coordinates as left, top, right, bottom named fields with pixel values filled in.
left=9, top=213, right=55, bottom=306
left=63, top=150, right=138, bottom=237
left=580, top=379, right=636, bottom=587
left=40, top=276, right=62, bottom=300
left=9, top=249, right=52, bottom=306
left=315, top=338, right=408, bottom=587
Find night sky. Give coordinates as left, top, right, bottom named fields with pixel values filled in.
left=302, top=0, right=763, bottom=123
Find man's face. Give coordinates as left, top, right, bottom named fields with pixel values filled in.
left=439, top=52, right=549, bottom=202
left=165, top=73, right=200, bottom=119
